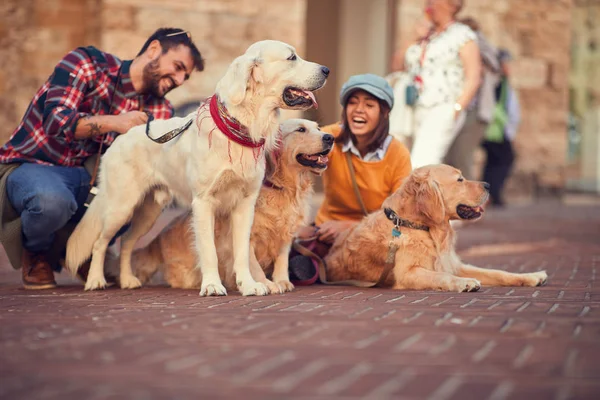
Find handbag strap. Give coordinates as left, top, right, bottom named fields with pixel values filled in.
left=345, top=151, right=369, bottom=217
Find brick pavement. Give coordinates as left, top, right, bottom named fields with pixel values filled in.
left=1, top=199, right=599, bottom=400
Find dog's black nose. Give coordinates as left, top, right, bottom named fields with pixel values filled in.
left=321, top=66, right=330, bottom=77
left=483, top=182, right=491, bottom=191
left=322, top=134, right=334, bottom=145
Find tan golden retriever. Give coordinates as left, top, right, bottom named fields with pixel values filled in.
left=109, top=119, right=333, bottom=293
left=324, top=164, right=548, bottom=292
left=66, top=40, right=329, bottom=296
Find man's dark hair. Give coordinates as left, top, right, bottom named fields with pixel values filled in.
left=137, top=27, right=205, bottom=71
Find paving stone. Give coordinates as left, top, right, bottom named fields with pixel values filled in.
left=1, top=201, right=600, bottom=399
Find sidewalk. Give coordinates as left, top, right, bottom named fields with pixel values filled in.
left=0, top=198, right=599, bottom=399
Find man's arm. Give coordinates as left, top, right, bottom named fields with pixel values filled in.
left=504, top=87, right=521, bottom=141
left=42, top=48, right=148, bottom=141
left=74, top=115, right=115, bottom=139
left=74, top=113, right=148, bottom=139
left=42, top=48, right=98, bottom=142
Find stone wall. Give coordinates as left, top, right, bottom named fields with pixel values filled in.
left=396, top=0, right=573, bottom=196
left=0, top=0, right=102, bottom=144
left=99, top=0, right=306, bottom=111
left=0, top=0, right=306, bottom=144
left=0, top=0, right=574, bottom=198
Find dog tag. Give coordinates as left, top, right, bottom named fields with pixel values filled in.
left=392, top=227, right=401, bottom=237
left=386, top=241, right=399, bottom=264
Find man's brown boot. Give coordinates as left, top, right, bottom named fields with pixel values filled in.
left=22, top=250, right=57, bottom=290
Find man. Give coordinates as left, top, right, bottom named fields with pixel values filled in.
left=481, top=49, right=521, bottom=207
left=0, top=27, right=204, bottom=289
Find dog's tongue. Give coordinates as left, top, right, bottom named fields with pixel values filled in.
left=302, top=90, right=318, bottom=109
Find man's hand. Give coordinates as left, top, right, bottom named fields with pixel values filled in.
left=111, top=111, right=149, bottom=135
left=317, top=220, right=356, bottom=244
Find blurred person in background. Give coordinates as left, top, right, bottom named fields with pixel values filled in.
left=404, top=0, right=482, bottom=168
left=288, top=74, right=412, bottom=285
left=387, top=17, right=432, bottom=147
left=444, top=16, right=501, bottom=180
left=0, top=27, right=204, bottom=289
left=481, top=49, right=521, bottom=207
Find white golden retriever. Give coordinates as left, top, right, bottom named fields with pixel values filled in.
left=66, top=40, right=329, bottom=296
left=107, top=119, right=333, bottom=293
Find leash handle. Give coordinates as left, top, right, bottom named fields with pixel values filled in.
left=145, top=117, right=193, bottom=144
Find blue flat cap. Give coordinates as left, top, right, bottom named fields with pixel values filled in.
left=340, top=73, right=394, bottom=109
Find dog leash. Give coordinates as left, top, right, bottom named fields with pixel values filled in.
left=144, top=112, right=194, bottom=144
left=294, top=208, right=431, bottom=288
left=292, top=229, right=397, bottom=288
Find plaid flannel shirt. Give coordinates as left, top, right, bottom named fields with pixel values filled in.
left=0, top=46, right=174, bottom=167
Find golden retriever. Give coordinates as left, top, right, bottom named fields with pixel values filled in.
left=324, top=164, right=548, bottom=292
left=107, top=119, right=333, bottom=293
left=66, top=40, right=329, bottom=296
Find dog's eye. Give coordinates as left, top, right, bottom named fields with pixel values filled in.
left=458, top=177, right=464, bottom=182
left=296, top=127, right=306, bottom=132
left=287, top=54, right=297, bottom=61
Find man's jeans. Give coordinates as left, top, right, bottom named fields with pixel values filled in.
left=6, top=163, right=127, bottom=256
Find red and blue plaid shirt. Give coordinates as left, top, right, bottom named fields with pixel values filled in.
left=0, top=46, right=174, bottom=167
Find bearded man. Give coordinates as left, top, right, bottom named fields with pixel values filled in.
left=0, top=27, right=204, bottom=289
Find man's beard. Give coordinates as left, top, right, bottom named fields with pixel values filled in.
left=141, top=57, right=174, bottom=98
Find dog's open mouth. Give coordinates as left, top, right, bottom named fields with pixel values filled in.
left=283, top=87, right=319, bottom=109
left=296, top=148, right=330, bottom=169
left=456, top=204, right=485, bottom=220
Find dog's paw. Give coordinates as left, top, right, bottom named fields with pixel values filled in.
left=524, top=271, right=548, bottom=287
left=120, top=274, right=142, bottom=290
left=239, top=281, right=270, bottom=296
left=455, top=278, right=481, bottom=293
left=264, top=280, right=282, bottom=294
left=276, top=280, right=295, bottom=293
left=84, top=276, right=107, bottom=291
left=199, top=282, right=228, bottom=296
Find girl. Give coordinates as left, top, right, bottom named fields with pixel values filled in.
left=290, top=73, right=412, bottom=284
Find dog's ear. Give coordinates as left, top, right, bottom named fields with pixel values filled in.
left=382, top=188, right=400, bottom=211
left=411, top=172, right=446, bottom=225
left=218, top=54, right=261, bottom=106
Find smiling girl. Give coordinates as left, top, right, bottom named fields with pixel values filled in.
left=290, top=74, right=412, bottom=284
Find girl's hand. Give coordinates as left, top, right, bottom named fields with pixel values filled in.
left=296, top=225, right=319, bottom=240
left=317, top=220, right=356, bottom=244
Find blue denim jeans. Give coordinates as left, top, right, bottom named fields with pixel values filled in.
left=6, top=163, right=128, bottom=256
left=7, top=163, right=92, bottom=253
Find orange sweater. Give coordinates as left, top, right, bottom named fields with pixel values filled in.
left=315, top=123, right=412, bottom=224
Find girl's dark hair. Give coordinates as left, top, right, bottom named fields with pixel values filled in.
left=137, top=27, right=205, bottom=72
left=335, top=90, right=391, bottom=154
